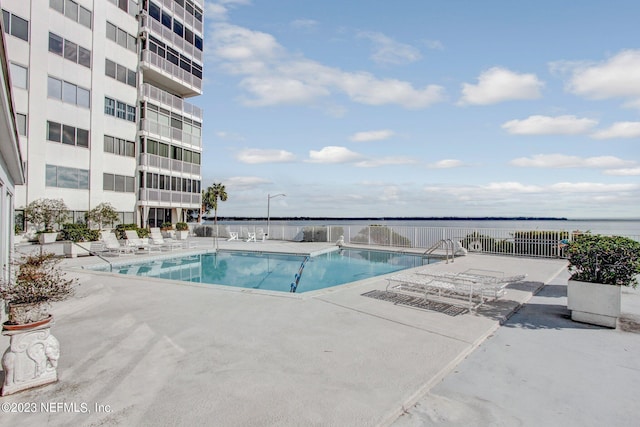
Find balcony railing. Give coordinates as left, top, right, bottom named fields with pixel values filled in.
left=140, top=83, right=203, bottom=120
left=141, top=50, right=202, bottom=93
left=140, top=14, right=203, bottom=63
left=138, top=188, right=201, bottom=206
left=139, top=152, right=201, bottom=176
left=139, top=119, right=202, bottom=149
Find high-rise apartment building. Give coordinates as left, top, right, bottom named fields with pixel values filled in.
left=2, top=0, right=203, bottom=230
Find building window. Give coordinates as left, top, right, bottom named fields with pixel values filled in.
left=127, top=105, right=136, bottom=122
left=106, top=21, right=137, bottom=53
left=48, top=76, right=90, bottom=108
left=51, top=33, right=92, bottom=68
left=116, top=101, right=126, bottom=119
left=47, top=76, right=62, bottom=99
left=9, top=63, right=27, bottom=89
left=49, top=33, right=64, bottom=55
left=47, top=121, right=89, bottom=148
left=105, top=59, right=136, bottom=87
left=46, top=164, right=89, bottom=189
left=103, top=173, right=135, bottom=192
left=50, top=0, right=92, bottom=29
left=104, top=97, right=115, bottom=115
left=2, top=10, right=29, bottom=42
left=104, top=135, right=135, bottom=157
left=16, top=113, right=27, bottom=136
left=64, top=0, right=78, bottom=20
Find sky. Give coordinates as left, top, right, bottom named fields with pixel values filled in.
left=195, top=0, right=640, bottom=219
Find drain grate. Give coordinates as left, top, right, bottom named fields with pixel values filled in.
left=362, top=290, right=468, bottom=316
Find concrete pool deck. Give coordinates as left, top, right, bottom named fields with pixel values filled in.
left=1, top=238, right=638, bottom=425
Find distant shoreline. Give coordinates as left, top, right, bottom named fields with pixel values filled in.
left=213, top=216, right=570, bottom=221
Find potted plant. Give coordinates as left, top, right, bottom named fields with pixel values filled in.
left=23, top=198, right=69, bottom=244
left=86, top=202, right=119, bottom=230
left=161, top=222, right=175, bottom=238
left=1, top=253, right=76, bottom=327
left=61, top=223, right=101, bottom=258
left=175, top=222, right=189, bottom=240
left=567, top=234, right=640, bottom=328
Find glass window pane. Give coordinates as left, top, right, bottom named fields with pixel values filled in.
left=184, top=150, right=192, bottom=163
left=106, top=22, right=116, bottom=41
left=115, top=175, right=125, bottom=192
left=47, top=121, right=61, bottom=142
left=16, top=113, right=27, bottom=136
left=63, top=39, right=78, bottom=62
left=104, top=97, right=115, bottom=115
left=11, top=14, right=29, bottom=42
left=116, top=64, right=127, bottom=83
left=79, top=6, right=92, bottom=28
left=127, top=34, right=136, bottom=52
left=184, top=28, right=193, bottom=44
left=78, top=46, right=91, bottom=68
left=104, top=135, right=114, bottom=152
left=9, top=63, right=27, bottom=89
left=127, top=69, right=136, bottom=86
left=149, top=2, right=160, bottom=21
left=77, top=87, right=90, bottom=108
left=49, top=32, right=63, bottom=55
left=46, top=165, right=57, bottom=186
left=2, top=11, right=9, bottom=33
left=57, top=166, right=77, bottom=189
left=77, top=128, right=89, bottom=147
left=48, top=76, right=62, bottom=99
left=125, top=140, right=135, bottom=157
left=161, top=12, right=171, bottom=29
left=117, top=29, right=127, bottom=48
left=118, top=0, right=128, bottom=12
left=195, top=35, right=203, bottom=51
left=50, top=0, right=64, bottom=14
left=62, top=124, right=76, bottom=145
left=117, top=101, right=126, bottom=119
left=78, top=170, right=89, bottom=189
left=63, top=81, right=77, bottom=103
left=127, top=105, right=136, bottom=122
left=103, top=173, right=114, bottom=191
left=125, top=176, right=134, bottom=192
left=105, top=59, right=116, bottom=78
left=192, top=152, right=200, bottom=165
left=173, top=20, right=183, bottom=37
left=64, top=0, right=78, bottom=21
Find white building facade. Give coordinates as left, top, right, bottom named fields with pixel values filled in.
left=1, top=0, right=203, bottom=230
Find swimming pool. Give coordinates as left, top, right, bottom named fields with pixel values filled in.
left=92, top=248, right=434, bottom=293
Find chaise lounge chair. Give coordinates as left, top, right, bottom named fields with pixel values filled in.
left=100, top=231, right=136, bottom=256
left=149, top=227, right=184, bottom=250
left=124, top=230, right=161, bottom=253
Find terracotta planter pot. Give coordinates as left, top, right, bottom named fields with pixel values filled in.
left=3, top=315, right=53, bottom=331
left=7, top=302, right=50, bottom=325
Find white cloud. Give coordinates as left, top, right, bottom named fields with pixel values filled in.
left=423, top=39, right=444, bottom=50
left=561, top=50, right=640, bottom=101
left=502, top=115, right=597, bottom=135
left=209, top=23, right=446, bottom=109
left=358, top=31, right=422, bottom=65
left=236, top=148, right=296, bottom=164
left=307, top=146, right=364, bottom=163
left=224, top=176, right=271, bottom=189
left=482, top=182, right=543, bottom=192
left=206, top=0, right=251, bottom=21
left=349, top=129, right=395, bottom=142
left=549, top=182, right=639, bottom=193
left=591, top=122, right=640, bottom=139
left=428, top=159, right=464, bottom=168
left=355, top=156, right=418, bottom=167
left=290, top=19, right=318, bottom=30
left=459, top=67, right=544, bottom=105
left=510, top=154, right=635, bottom=169
left=603, top=168, right=640, bottom=176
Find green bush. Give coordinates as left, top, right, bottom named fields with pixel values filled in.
left=115, top=224, right=148, bottom=239
left=568, top=234, right=640, bottom=287
left=60, top=223, right=100, bottom=242
left=176, top=222, right=189, bottom=231
left=461, top=232, right=513, bottom=253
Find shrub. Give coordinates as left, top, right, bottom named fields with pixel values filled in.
left=60, top=223, right=100, bottom=242
left=567, top=234, right=640, bottom=287
left=176, top=222, right=189, bottom=231
left=161, top=222, right=173, bottom=230
left=115, top=224, right=148, bottom=239
left=0, top=253, right=76, bottom=305
left=24, top=198, right=69, bottom=232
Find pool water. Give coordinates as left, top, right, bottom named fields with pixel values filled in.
left=95, top=249, right=434, bottom=293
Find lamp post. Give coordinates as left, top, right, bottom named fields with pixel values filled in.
left=267, top=193, right=286, bottom=239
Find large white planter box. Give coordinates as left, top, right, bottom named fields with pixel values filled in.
left=63, top=242, right=93, bottom=258
left=38, top=232, right=58, bottom=244
left=175, top=230, right=189, bottom=240
left=567, top=279, right=621, bottom=328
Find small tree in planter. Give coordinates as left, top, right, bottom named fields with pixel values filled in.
left=86, top=202, right=119, bottom=230
left=175, top=222, right=189, bottom=240
left=567, top=234, right=640, bottom=328
left=1, top=253, right=76, bottom=325
left=23, top=198, right=69, bottom=243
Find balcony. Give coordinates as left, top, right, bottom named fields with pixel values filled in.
left=138, top=188, right=201, bottom=207
left=139, top=119, right=202, bottom=149
left=138, top=153, right=201, bottom=177
left=157, top=0, right=203, bottom=34
left=140, top=83, right=202, bottom=120
left=140, top=14, right=203, bottom=63
left=141, top=50, right=202, bottom=98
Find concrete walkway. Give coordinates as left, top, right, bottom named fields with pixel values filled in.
left=1, top=239, right=618, bottom=426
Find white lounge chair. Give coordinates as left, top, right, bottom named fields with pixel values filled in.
left=227, top=232, right=239, bottom=241
left=246, top=232, right=257, bottom=242
left=149, top=227, right=183, bottom=250
left=100, top=232, right=136, bottom=256
left=124, top=230, right=161, bottom=253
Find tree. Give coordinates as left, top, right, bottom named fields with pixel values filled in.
left=86, top=202, right=119, bottom=230
left=24, top=198, right=69, bottom=232
left=202, top=183, right=228, bottom=239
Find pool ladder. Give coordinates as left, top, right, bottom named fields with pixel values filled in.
left=424, top=239, right=455, bottom=263
left=290, top=256, right=310, bottom=293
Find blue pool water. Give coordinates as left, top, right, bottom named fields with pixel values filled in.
left=94, top=249, right=434, bottom=293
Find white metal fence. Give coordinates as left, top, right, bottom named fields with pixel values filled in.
left=192, top=224, right=640, bottom=259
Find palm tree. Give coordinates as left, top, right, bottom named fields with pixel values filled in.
left=202, top=183, right=228, bottom=244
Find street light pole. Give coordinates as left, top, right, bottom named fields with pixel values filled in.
left=267, top=193, right=286, bottom=239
